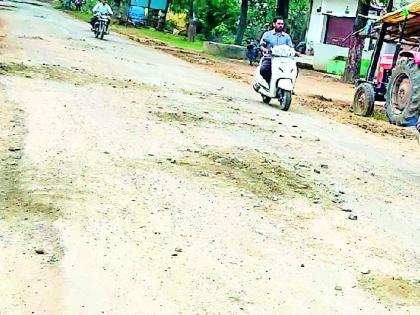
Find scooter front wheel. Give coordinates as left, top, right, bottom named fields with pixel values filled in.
left=262, top=95, right=271, bottom=104
left=279, top=90, right=292, bottom=111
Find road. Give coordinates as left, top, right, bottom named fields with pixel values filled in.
left=0, top=1, right=419, bottom=314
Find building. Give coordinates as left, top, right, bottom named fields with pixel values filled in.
left=305, top=0, right=412, bottom=72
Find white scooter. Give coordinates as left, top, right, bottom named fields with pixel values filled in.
left=253, top=45, right=298, bottom=111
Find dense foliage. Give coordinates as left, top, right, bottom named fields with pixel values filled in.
left=170, top=0, right=311, bottom=44
left=62, top=0, right=411, bottom=46
left=64, top=0, right=312, bottom=45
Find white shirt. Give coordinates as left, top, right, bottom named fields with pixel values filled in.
left=93, top=2, right=113, bottom=15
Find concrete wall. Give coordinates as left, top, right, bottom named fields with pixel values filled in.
left=204, top=42, right=247, bottom=60
left=313, top=43, right=373, bottom=71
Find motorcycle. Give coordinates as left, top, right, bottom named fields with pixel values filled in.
left=246, top=39, right=260, bottom=66
left=253, top=45, right=298, bottom=111
left=93, top=13, right=110, bottom=40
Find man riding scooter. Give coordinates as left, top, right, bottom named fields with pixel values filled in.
left=259, top=16, right=294, bottom=84
left=252, top=16, right=298, bottom=111
left=90, top=0, right=113, bottom=33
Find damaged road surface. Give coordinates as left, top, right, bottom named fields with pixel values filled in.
left=1, top=1, right=420, bottom=314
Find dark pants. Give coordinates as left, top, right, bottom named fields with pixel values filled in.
left=75, top=3, right=81, bottom=11
left=260, top=55, right=272, bottom=84
left=90, top=16, right=110, bottom=28
left=90, top=16, right=97, bottom=27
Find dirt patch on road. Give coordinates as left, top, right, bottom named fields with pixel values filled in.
left=152, top=109, right=275, bottom=133
left=0, top=111, right=56, bottom=222
left=0, top=61, right=156, bottom=90
left=360, top=275, right=420, bottom=306
left=0, top=96, right=63, bottom=264
left=297, top=95, right=417, bottom=139
left=173, top=148, right=316, bottom=200
left=153, top=111, right=218, bottom=126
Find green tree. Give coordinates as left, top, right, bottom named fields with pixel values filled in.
left=171, top=0, right=239, bottom=41
left=170, top=0, right=312, bottom=44
left=287, top=0, right=310, bottom=42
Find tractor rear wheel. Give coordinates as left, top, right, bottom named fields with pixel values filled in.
left=385, top=59, right=420, bottom=126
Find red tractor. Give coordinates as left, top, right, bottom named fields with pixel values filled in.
left=352, top=1, right=420, bottom=127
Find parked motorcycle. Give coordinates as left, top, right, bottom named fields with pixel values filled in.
left=253, top=45, right=298, bottom=111
left=93, top=13, right=110, bottom=40
left=246, top=39, right=260, bottom=66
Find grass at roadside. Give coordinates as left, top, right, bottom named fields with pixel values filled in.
left=66, top=10, right=91, bottom=23
left=372, top=110, right=388, bottom=122
left=58, top=7, right=204, bottom=52
left=112, top=25, right=204, bottom=51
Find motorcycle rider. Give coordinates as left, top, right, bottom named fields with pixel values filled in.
left=259, top=17, right=294, bottom=84
left=75, top=0, right=83, bottom=12
left=90, top=0, right=113, bottom=32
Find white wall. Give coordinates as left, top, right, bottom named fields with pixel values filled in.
left=306, top=0, right=325, bottom=48
left=321, top=0, right=358, bottom=18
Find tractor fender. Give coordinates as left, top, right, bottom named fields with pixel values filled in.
left=400, top=51, right=420, bottom=65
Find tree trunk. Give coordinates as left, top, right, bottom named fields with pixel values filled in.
left=187, top=0, right=195, bottom=42
left=234, top=0, right=249, bottom=45
left=114, top=0, right=121, bottom=18
left=276, top=0, right=289, bottom=21
left=343, top=0, right=371, bottom=83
